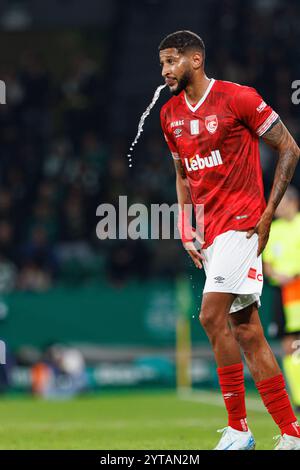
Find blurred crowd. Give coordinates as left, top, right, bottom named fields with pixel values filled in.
left=0, top=51, right=110, bottom=291
left=0, top=0, right=299, bottom=292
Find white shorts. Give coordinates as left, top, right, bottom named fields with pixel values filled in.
left=202, top=230, right=263, bottom=314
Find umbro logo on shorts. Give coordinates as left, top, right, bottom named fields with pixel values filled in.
left=214, top=276, right=225, bottom=284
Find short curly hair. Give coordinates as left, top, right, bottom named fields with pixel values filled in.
left=158, top=30, right=205, bottom=59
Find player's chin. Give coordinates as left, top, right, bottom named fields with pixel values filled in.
left=169, top=84, right=180, bottom=96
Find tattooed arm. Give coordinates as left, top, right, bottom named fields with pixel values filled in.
left=262, top=120, right=300, bottom=213
left=247, top=120, right=300, bottom=255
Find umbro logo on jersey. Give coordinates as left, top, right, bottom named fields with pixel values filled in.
left=184, top=150, right=223, bottom=172
left=173, top=127, right=182, bottom=138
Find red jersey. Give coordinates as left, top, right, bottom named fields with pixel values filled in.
left=160, top=79, right=279, bottom=249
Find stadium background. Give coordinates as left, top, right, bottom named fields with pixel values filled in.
left=0, top=0, right=299, bottom=435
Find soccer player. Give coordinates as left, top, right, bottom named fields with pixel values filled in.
left=159, top=30, right=300, bottom=450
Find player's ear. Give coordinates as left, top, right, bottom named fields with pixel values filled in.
left=191, top=51, right=204, bottom=70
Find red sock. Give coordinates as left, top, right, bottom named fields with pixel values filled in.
left=256, top=373, right=300, bottom=437
left=217, top=362, right=248, bottom=432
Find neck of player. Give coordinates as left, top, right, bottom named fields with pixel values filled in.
left=185, top=74, right=211, bottom=105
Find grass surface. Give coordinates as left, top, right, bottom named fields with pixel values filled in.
left=0, top=390, right=297, bottom=450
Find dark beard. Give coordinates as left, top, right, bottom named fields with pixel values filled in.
left=171, top=70, right=192, bottom=96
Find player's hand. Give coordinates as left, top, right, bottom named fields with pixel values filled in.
left=183, top=230, right=206, bottom=269
left=246, top=211, right=273, bottom=256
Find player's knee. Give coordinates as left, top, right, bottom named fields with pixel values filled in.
left=199, top=306, right=220, bottom=333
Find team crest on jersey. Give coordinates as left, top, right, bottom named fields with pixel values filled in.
left=205, top=115, right=218, bottom=134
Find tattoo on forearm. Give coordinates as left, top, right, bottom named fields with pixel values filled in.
left=262, top=120, right=300, bottom=211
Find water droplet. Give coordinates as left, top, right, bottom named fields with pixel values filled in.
left=129, top=164, right=132, bottom=167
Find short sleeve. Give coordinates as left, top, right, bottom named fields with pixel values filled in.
left=160, top=107, right=180, bottom=160
left=230, top=86, right=279, bottom=137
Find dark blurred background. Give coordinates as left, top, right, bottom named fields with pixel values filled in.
left=0, top=0, right=299, bottom=395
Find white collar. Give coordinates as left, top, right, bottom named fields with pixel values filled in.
left=184, top=78, right=215, bottom=113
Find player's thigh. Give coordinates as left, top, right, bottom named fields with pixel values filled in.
left=200, top=292, right=236, bottom=328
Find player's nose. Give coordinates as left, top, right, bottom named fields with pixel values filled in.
left=161, top=65, right=169, bottom=78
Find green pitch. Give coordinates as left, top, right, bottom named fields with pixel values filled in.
left=0, top=390, right=297, bottom=450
